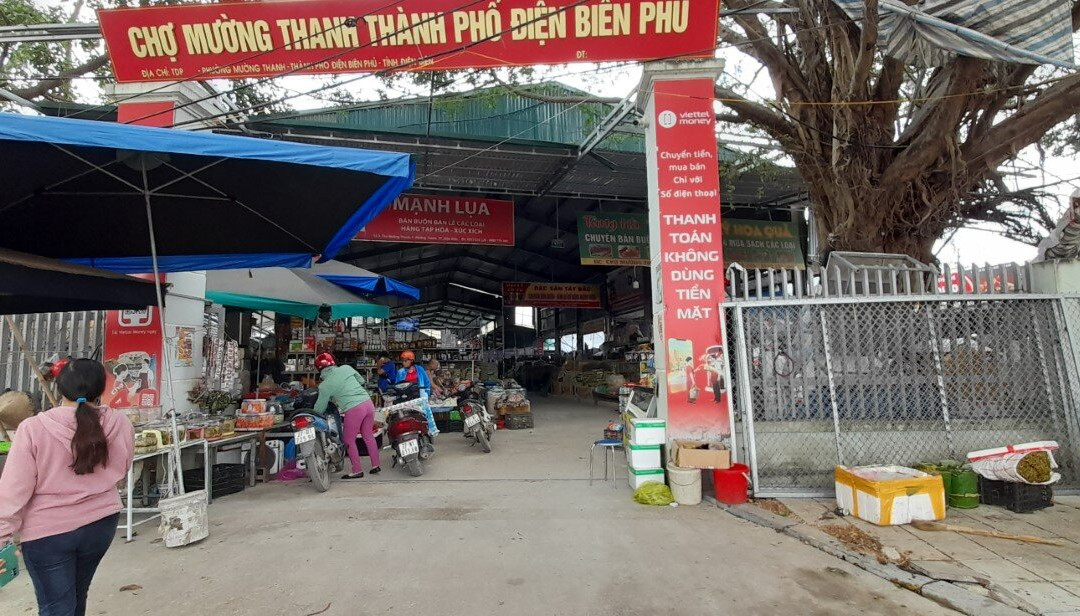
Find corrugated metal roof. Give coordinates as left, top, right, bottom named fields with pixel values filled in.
left=261, top=82, right=648, bottom=153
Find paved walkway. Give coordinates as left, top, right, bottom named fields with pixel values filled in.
left=776, top=496, right=1080, bottom=615
left=6, top=398, right=954, bottom=615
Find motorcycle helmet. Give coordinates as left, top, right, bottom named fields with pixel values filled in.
left=400, top=350, right=416, bottom=362
left=315, top=352, right=336, bottom=372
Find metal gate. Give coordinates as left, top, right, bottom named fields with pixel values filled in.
left=0, top=311, right=105, bottom=401
left=727, top=295, right=1080, bottom=497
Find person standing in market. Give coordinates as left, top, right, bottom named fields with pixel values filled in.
left=312, top=353, right=380, bottom=480
left=398, top=351, right=439, bottom=437
left=0, top=358, right=135, bottom=616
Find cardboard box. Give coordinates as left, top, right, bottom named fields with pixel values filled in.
left=673, top=440, right=731, bottom=470
left=501, top=403, right=531, bottom=416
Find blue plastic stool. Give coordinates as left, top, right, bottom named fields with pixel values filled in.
left=590, top=438, right=624, bottom=488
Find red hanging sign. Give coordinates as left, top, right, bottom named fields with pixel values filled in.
left=356, top=194, right=515, bottom=246
left=650, top=77, right=729, bottom=440
left=97, top=0, right=720, bottom=83
left=103, top=306, right=163, bottom=409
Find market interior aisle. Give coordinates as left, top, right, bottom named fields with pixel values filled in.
left=6, top=397, right=953, bottom=615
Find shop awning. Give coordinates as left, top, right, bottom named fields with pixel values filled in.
left=0, top=248, right=166, bottom=314
left=308, top=260, right=420, bottom=301
left=205, top=267, right=390, bottom=320
left=0, top=112, right=414, bottom=272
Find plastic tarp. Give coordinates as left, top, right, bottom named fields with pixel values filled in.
left=0, top=112, right=414, bottom=272
left=308, top=260, right=420, bottom=301
left=204, top=267, right=390, bottom=320
left=832, top=0, right=1075, bottom=69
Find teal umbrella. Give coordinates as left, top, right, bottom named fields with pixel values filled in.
left=205, top=267, right=389, bottom=320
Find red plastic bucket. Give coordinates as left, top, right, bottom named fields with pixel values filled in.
left=713, top=464, right=751, bottom=505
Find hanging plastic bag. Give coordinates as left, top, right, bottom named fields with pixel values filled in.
left=967, top=441, right=1061, bottom=485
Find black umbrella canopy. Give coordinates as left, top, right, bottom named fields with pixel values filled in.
left=0, top=113, right=414, bottom=273
left=0, top=249, right=166, bottom=314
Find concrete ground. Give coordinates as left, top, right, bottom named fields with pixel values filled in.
left=6, top=398, right=955, bottom=615
left=775, top=496, right=1080, bottom=615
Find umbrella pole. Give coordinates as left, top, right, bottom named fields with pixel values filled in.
left=4, top=315, right=59, bottom=407
left=141, top=164, right=185, bottom=498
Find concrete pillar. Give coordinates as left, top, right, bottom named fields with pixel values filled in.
left=106, top=81, right=236, bottom=129
left=639, top=59, right=735, bottom=445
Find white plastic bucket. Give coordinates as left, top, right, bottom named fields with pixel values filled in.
left=667, top=464, right=702, bottom=505
left=158, top=489, right=209, bottom=548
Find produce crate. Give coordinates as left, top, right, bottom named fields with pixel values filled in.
left=978, top=476, right=1053, bottom=513
left=184, top=463, right=247, bottom=498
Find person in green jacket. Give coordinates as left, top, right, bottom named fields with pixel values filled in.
left=313, top=353, right=379, bottom=479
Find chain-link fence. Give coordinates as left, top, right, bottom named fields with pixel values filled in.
left=727, top=296, right=1080, bottom=497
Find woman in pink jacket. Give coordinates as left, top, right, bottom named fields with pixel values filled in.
left=0, top=359, right=135, bottom=616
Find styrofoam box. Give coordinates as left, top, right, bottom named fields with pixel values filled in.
left=834, top=465, right=945, bottom=526
left=629, top=418, right=666, bottom=446
left=627, top=443, right=662, bottom=470
left=628, top=467, right=665, bottom=490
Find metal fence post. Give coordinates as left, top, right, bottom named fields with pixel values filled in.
left=818, top=309, right=844, bottom=465
left=924, top=306, right=955, bottom=457
left=733, top=305, right=760, bottom=494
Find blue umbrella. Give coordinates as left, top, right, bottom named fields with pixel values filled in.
left=307, top=260, right=420, bottom=301
left=0, top=112, right=414, bottom=272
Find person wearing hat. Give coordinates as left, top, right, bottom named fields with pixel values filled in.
left=397, top=351, right=438, bottom=437
left=312, top=353, right=380, bottom=480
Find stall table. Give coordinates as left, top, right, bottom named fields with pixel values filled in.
left=204, top=432, right=258, bottom=502
left=120, top=439, right=208, bottom=542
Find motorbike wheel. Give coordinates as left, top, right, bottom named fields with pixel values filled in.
left=475, top=427, right=491, bottom=453
left=405, top=457, right=424, bottom=477
left=307, top=443, right=331, bottom=492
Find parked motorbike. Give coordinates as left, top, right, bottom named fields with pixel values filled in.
left=382, top=381, right=434, bottom=477
left=287, top=388, right=345, bottom=492
left=457, top=381, right=494, bottom=453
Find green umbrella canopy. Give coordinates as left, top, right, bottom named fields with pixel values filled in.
left=205, top=267, right=389, bottom=320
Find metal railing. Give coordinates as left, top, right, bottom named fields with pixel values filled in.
left=0, top=311, right=104, bottom=402
left=727, top=295, right=1080, bottom=497
left=727, top=258, right=1033, bottom=302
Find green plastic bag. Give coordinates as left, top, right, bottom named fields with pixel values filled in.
left=633, top=482, right=674, bottom=506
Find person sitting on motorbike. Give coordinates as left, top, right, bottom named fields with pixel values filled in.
left=312, top=353, right=380, bottom=480
left=397, top=351, right=438, bottom=437
left=376, top=355, right=397, bottom=393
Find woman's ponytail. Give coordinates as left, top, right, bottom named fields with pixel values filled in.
left=56, top=359, right=109, bottom=474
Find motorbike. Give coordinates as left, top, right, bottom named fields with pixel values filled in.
left=382, top=381, right=434, bottom=477
left=456, top=381, right=494, bottom=453
left=287, top=388, right=346, bottom=492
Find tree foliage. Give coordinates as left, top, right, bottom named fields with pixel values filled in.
left=716, top=0, right=1080, bottom=260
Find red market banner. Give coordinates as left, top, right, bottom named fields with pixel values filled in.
left=502, top=282, right=602, bottom=309
left=104, top=307, right=162, bottom=409
left=355, top=194, right=515, bottom=246
left=97, top=0, right=720, bottom=83
left=650, top=77, right=731, bottom=441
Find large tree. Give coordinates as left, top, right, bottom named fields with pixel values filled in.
left=716, top=0, right=1080, bottom=261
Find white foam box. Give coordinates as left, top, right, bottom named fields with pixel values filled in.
left=629, top=418, right=666, bottom=446
left=627, top=443, right=662, bottom=470
left=628, top=466, right=665, bottom=490
left=834, top=465, right=945, bottom=526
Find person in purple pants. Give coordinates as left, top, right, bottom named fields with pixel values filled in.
left=313, top=353, right=380, bottom=479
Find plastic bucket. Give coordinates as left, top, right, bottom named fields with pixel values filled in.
left=667, top=464, right=702, bottom=505
left=948, top=470, right=980, bottom=509
left=713, top=463, right=751, bottom=505
left=158, top=489, right=209, bottom=548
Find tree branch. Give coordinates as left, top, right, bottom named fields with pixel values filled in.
left=847, top=0, right=879, bottom=99
left=4, top=54, right=109, bottom=100
left=715, top=84, right=799, bottom=146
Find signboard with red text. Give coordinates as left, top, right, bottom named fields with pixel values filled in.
left=649, top=77, right=731, bottom=441
left=355, top=194, right=515, bottom=246
left=501, top=282, right=603, bottom=309
left=97, top=0, right=720, bottom=83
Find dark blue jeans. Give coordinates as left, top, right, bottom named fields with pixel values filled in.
left=21, top=513, right=119, bottom=616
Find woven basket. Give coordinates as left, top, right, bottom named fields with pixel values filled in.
left=0, top=391, right=34, bottom=430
